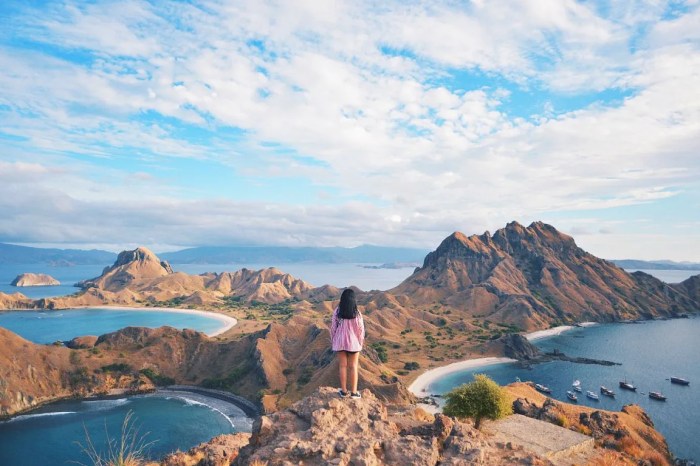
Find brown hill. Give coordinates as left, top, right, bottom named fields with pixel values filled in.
left=0, top=327, right=154, bottom=417
left=77, top=247, right=174, bottom=291
left=391, top=221, right=697, bottom=331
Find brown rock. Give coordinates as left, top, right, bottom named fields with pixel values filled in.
left=66, top=335, right=98, bottom=349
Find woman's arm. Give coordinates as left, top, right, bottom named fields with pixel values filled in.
left=330, top=308, right=338, bottom=340
left=356, top=312, right=365, bottom=346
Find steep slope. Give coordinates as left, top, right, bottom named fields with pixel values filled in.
left=391, top=221, right=697, bottom=330
left=0, top=327, right=153, bottom=417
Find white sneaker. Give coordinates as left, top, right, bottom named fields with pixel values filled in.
left=350, top=391, right=361, bottom=399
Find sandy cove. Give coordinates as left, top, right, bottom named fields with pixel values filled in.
left=68, top=305, right=237, bottom=337
left=408, top=323, right=599, bottom=396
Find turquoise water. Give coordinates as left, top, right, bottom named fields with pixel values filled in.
left=427, top=318, right=700, bottom=461
left=0, top=393, right=252, bottom=466
left=0, top=308, right=226, bottom=343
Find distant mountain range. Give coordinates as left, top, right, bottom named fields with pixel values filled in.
left=611, top=259, right=700, bottom=270
left=3, top=241, right=699, bottom=270
left=0, top=243, right=116, bottom=265
left=0, top=243, right=428, bottom=265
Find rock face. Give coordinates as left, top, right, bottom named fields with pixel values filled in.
left=11, top=273, right=60, bottom=287
left=234, top=386, right=550, bottom=466
left=499, top=334, right=541, bottom=360
left=154, top=433, right=252, bottom=466
left=392, top=221, right=698, bottom=330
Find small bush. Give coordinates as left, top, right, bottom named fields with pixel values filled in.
left=442, top=374, right=512, bottom=429
left=297, top=367, right=314, bottom=385
left=370, top=342, right=388, bottom=363
left=139, top=368, right=175, bottom=387
left=101, top=363, right=132, bottom=373
left=554, top=414, right=569, bottom=428
left=403, top=362, right=420, bottom=371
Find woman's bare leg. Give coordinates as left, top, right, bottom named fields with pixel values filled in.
left=338, top=351, right=348, bottom=392
left=348, top=352, right=360, bottom=393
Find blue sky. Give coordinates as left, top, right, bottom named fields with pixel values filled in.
left=0, top=0, right=699, bottom=260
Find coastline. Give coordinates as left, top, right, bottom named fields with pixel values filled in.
left=69, top=305, right=237, bottom=337
left=408, top=357, right=517, bottom=396
left=408, top=322, right=601, bottom=397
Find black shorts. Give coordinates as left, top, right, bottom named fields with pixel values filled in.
left=336, top=350, right=359, bottom=354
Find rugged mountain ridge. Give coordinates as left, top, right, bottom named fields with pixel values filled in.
left=391, top=221, right=698, bottom=330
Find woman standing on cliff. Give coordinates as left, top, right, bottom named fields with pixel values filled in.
left=330, top=288, right=365, bottom=399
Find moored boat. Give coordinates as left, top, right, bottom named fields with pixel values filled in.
left=586, top=390, right=599, bottom=400
left=619, top=380, right=637, bottom=391
left=535, top=383, right=551, bottom=394
left=573, top=385, right=582, bottom=392
left=572, top=380, right=581, bottom=388
left=600, top=386, right=616, bottom=397
left=649, top=391, right=667, bottom=401
left=670, top=377, right=690, bottom=385
left=567, top=391, right=578, bottom=401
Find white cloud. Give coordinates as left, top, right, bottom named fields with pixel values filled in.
left=0, top=0, right=699, bottom=259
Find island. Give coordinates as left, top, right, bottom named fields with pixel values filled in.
left=10, top=273, right=60, bottom=287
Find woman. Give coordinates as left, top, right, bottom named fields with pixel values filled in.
left=330, top=288, right=365, bottom=399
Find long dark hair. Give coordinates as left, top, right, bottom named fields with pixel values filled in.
left=338, top=288, right=358, bottom=319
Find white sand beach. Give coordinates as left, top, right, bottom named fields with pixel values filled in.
left=408, top=356, right=517, bottom=396
left=78, top=305, right=237, bottom=337
left=525, top=322, right=598, bottom=341
left=524, top=325, right=574, bottom=341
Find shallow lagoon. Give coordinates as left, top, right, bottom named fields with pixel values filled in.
left=0, top=307, right=230, bottom=343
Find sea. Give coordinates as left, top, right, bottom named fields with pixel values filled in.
left=0, top=392, right=252, bottom=466
left=0, top=261, right=416, bottom=299
left=0, top=308, right=227, bottom=343
left=427, top=317, right=700, bottom=461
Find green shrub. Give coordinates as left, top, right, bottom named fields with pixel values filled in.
left=101, top=363, right=132, bottom=373
left=201, top=366, right=248, bottom=390
left=403, top=362, right=420, bottom=371
left=139, top=368, right=175, bottom=387
left=370, top=342, right=388, bottom=363
left=443, top=374, right=512, bottom=428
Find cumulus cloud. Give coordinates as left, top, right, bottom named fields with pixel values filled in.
left=0, top=0, right=699, bottom=259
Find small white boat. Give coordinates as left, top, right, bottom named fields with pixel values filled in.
left=573, top=386, right=582, bottom=393
left=572, top=380, right=581, bottom=388
left=566, top=391, right=578, bottom=402
left=586, top=390, right=599, bottom=400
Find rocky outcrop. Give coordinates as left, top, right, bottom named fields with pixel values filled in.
left=65, top=335, right=98, bottom=349
left=498, top=333, right=541, bottom=360
left=11, top=273, right=60, bottom=287
left=154, top=433, right=251, bottom=466
left=234, top=386, right=552, bottom=465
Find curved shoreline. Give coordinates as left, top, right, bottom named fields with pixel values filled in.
left=408, top=323, right=600, bottom=397
left=408, top=357, right=517, bottom=396
left=67, top=305, right=237, bottom=337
